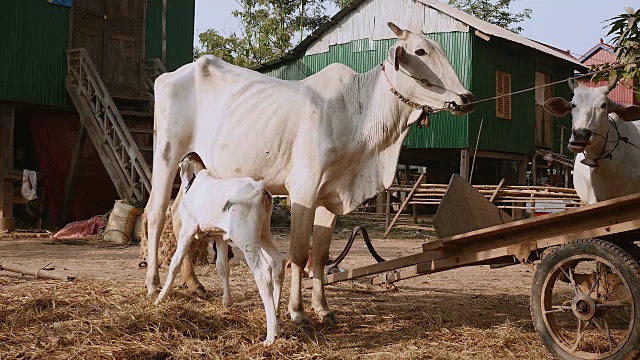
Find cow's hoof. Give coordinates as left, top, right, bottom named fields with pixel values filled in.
left=320, top=311, right=337, bottom=326
left=188, top=283, right=206, bottom=296
left=263, top=338, right=275, bottom=346
left=291, top=314, right=311, bottom=327
left=146, top=285, right=158, bottom=297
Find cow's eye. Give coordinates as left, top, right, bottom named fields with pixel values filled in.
left=601, top=103, right=607, bottom=109
left=415, top=49, right=427, bottom=56
left=571, top=103, right=576, bottom=108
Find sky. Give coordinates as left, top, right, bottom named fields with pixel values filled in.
left=193, top=0, right=636, bottom=57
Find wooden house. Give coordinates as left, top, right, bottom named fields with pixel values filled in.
left=0, top=0, right=194, bottom=230
left=255, top=0, right=586, bottom=187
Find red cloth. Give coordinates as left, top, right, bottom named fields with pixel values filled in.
left=26, top=110, right=119, bottom=224
left=53, top=215, right=107, bottom=239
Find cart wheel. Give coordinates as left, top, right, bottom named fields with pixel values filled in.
left=531, top=239, right=640, bottom=360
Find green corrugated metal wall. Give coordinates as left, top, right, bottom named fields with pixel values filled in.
left=550, top=63, right=574, bottom=155
left=145, top=0, right=195, bottom=71
left=469, top=36, right=536, bottom=155
left=262, top=31, right=473, bottom=149
left=0, top=0, right=70, bottom=107
left=0, top=0, right=194, bottom=107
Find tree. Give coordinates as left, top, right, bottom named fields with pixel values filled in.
left=591, top=7, right=640, bottom=99
left=448, top=0, right=532, bottom=34
left=195, top=0, right=340, bottom=67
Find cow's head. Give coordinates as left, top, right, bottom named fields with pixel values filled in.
left=386, top=22, right=475, bottom=125
left=178, top=153, right=206, bottom=192
left=543, top=77, right=640, bottom=158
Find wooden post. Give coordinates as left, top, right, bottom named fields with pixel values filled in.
left=161, top=0, right=167, bottom=66
left=60, top=122, right=87, bottom=226
left=385, top=190, right=391, bottom=228
left=532, top=155, right=537, bottom=186
left=0, top=105, right=15, bottom=231
left=513, top=156, right=528, bottom=220
left=384, top=173, right=425, bottom=238
left=564, top=165, right=570, bottom=188
left=459, top=149, right=469, bottom=181
left=560, top=126, right=565, bottom=156
left=518, top=155, right=527, bottom=185
left=376, top=191, right=384, bottom=214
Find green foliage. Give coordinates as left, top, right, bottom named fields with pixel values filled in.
left=592, top=7, right=640, bottom=99
left=195, top=0, right=344, bottom=67
left=448, top=0, right=532, bottom=34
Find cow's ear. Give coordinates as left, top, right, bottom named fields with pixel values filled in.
left=390, top=45, right=405, bottom=71
left=543, top=97, right=572, bottom=117
left=608, top=99, right=640, bottom=121
left=178, top=161, right=189, bottom=177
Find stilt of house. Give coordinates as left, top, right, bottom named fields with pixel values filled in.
left=0, top=105, right=15, bottom=231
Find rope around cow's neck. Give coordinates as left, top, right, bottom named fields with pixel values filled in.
left=380, top=63, right=450, bottom=114
left=587, top=116, right=640, bottom=163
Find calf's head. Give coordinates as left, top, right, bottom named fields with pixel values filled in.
left=543, top=76, right=640, bottom=157
left=386, top=22, right=475, bottom=126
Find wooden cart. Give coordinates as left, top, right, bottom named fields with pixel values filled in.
left=326, top=175, right=640, bottom=360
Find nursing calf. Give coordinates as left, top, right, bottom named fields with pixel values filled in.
left=155, top=159, right=285, bottom=345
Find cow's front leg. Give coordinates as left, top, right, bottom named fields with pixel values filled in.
left=311, top=206, right=337, bottom=326
left=287, top=200, right=316, bottom=327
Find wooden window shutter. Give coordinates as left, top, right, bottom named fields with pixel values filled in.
left=496, top=71, right=512, bottom=119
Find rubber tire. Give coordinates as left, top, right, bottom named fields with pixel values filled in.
left=531, top=239, right=640, bottom=360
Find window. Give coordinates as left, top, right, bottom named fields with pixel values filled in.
left=496, top=71, right=512, bottom=119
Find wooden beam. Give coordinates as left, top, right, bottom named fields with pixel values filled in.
left=459, top=149, right=469, bottom=180
left=60, top=122, right=87, bottom=226
left=383, top=173, right=425, bottom=239
left=473, top=149, right=528, bottom=162
left=385, top=190, right=391, bottom=228
left=0, top=105, right=15, bottom=231
left=489, top=178, right=505, bottom=202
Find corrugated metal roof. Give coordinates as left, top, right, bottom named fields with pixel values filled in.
left=418, top=0, right=583, bottom=67
left=254, top=0, right=585, bottom=72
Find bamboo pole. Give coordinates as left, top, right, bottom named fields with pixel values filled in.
left=0, top=261, right=75, bottom=281
left=384, top=173, right=425, bottom=239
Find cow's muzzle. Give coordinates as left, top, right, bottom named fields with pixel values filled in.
left=449, top=92, right=476, bottom=114
left=569, top=128, right=592, bottom=153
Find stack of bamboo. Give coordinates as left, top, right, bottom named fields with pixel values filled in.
left=393, top=183, right=583, bottom=210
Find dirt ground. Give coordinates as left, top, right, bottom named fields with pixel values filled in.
left=0, top=216, right=553, bottom=360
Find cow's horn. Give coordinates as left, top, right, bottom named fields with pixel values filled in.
left=388, top=22, right=408, bottom=40
left=607, top=74, right=619, bottom=93
left=567, top=78, right=578, bottom=93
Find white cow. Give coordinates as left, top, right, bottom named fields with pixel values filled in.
left=544, top=77, right=640, bottom=204
left=155, top=159, right=285, bottom=345
left=145, top=22, right=475, bottom=326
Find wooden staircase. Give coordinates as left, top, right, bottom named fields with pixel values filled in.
left=65, top=48, right=163, bottom=202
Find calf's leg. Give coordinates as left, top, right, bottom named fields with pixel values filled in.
left=171, top=190, right=206, bottom=294
left=214, top=235, right=232, bottom=307
left=155, top=220, right=198, bottom=304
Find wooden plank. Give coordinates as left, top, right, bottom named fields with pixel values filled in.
left=433, top=174, right=513, bottom=239
left=383, top=173, right=425, bottom=239
left=60, top=123, right=87, bottom=226
left=0, top=105, right=15, bottom=231
left=489, top=178, right=505, bottom=202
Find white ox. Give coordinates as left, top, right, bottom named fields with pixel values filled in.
left=544, top=77, right=640, bottom=204
left=145, top=23, right=475, bottom=326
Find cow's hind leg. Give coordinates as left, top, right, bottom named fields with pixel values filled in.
left=311, top=206, right=337, bottom=326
